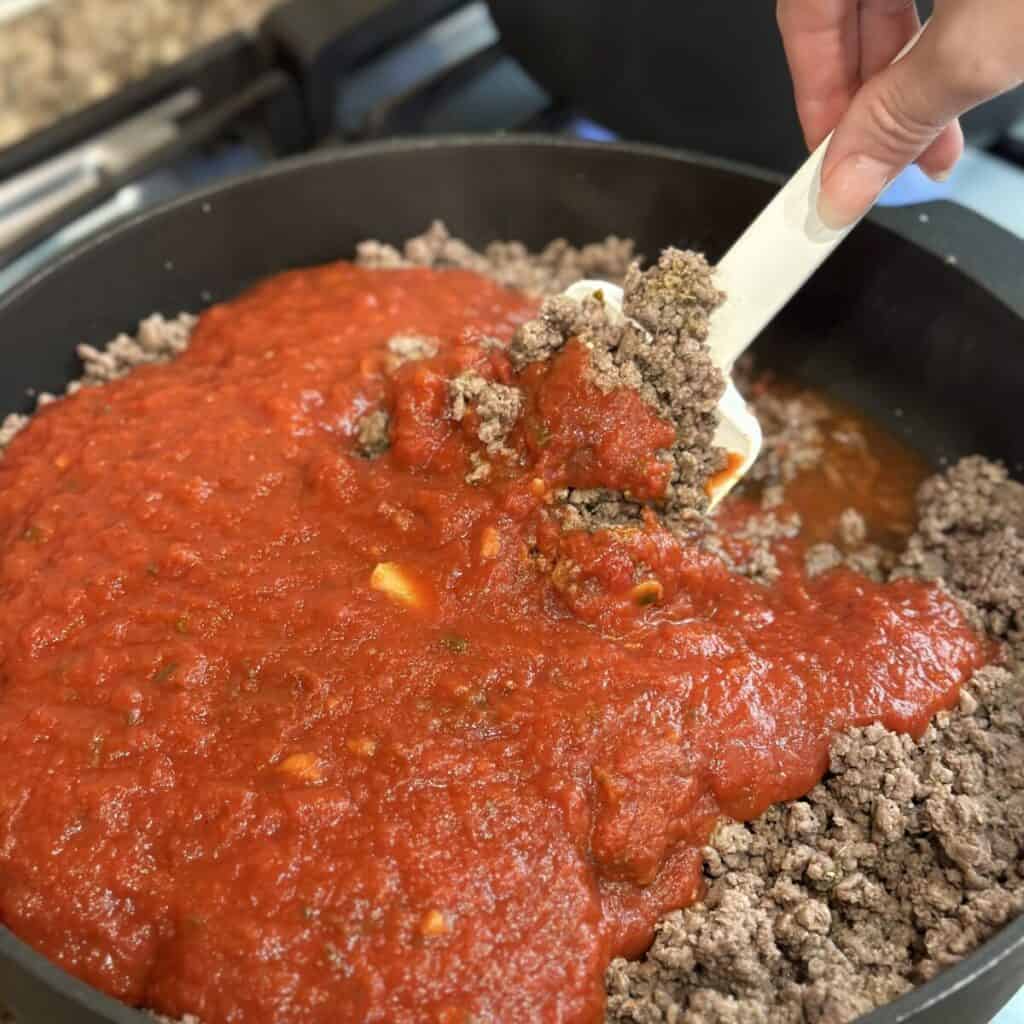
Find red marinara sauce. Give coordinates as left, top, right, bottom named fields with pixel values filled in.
left=0, top=264, right=989, bottom=1023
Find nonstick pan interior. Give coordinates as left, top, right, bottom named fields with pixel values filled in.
left=0, top=136, right=1022, bottom=1024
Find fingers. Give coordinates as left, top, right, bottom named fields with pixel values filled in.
left=916, top=120, right=965, bottom=180
left=779, top=0, right=1024, bottom=228
left=777, top=0, right=861, bottom=149
left=858, top=0, right=920, bottom=83
left=858, top=0, right=948, bottom=178
left=817, top=10, right=1018, bottom=229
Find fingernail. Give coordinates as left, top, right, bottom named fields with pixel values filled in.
left=924, top=166, right=954, bottom=183
left=818, top=154, right=894, bottom=231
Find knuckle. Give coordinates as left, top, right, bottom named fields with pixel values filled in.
left=862, top=79, right=942, bottom=156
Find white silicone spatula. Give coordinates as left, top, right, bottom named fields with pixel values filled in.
left=565, top=129, right=861, bottom=511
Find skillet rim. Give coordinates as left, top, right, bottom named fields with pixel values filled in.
left=0, top=133, right=1021, bottom=1024
left=2, top=133, right=1020, bottom=319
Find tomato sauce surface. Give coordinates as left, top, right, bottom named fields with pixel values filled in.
left=0, top=265, right=988, bottom=1023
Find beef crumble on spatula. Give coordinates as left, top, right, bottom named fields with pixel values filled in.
left=508, top=248, right=730, bottom=530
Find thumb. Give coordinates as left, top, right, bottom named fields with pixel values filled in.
left=818, top=23, right=970, bottom=229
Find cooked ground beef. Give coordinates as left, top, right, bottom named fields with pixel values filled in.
left=607, top=654, right=1024, bottom=1024
left=704, top=509, right=802, bottom=586
left=0, top=413, right=27, bottom=450
left=0, top=314, right=197, bottom=458
left=355, top=409, right=391, bottom=459
left=805, top=541, right=845, bottom=579
left=837, top=507, right=868, bottom=548
left=448, top=372, right=524, bottom=457
left=385, top=332, right=440, bottom=371
left=896, top=456, right=1024, bottom=642
left=744, top=389, right=830, bottom=486
left=356, top=220, right=636, bottom=296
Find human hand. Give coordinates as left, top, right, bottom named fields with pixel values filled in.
left=777, top=0, right=1024, bottom=228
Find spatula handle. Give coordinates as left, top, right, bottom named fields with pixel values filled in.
left=708, top=24, right=928, bottom=372
left=708, top=131, right=849, bottom=371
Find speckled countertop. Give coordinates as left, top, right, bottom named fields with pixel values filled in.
left=0, top=0, right=277, bottom=150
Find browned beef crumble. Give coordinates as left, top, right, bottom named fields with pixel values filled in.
left=385, top=332, right=439, bottom=371
left=355, top=409, right=391, bottom=459
left=743, top=389, right=831, bottom=487
left=703, top=509, right=802, bottom=586
left=448, top=372, right=523, bottom=458
left=1, top=229, right=1021, bottom=1024
left=0, top=313, right=198, bottom=455
left=354, top=332, right=445, bottom=459
left=895, top=456, right=1024, bottom=642
left=0, top=413, right=27, bottom=449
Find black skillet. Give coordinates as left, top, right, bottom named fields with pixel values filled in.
left=0, top=136, right=1022, bottom=1024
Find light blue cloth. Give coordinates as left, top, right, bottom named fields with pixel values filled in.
left=875, top=162, right=955, bottom=206
left=995, top=988, right=1024, bottom=1023
left=867, top=153, right=1024, bottom=240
